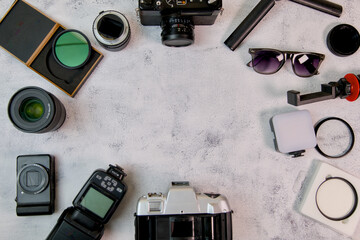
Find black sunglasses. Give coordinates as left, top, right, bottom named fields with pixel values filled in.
left=247, top=48, right=325, bottom=77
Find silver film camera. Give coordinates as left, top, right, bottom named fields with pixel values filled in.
left=135, top=182, right=233, bottom=240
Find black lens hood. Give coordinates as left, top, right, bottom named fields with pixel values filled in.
left=8, top=87, right=66, bottom=133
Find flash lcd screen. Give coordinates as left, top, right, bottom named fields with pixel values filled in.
left=80, top=187, right=114, bottom=218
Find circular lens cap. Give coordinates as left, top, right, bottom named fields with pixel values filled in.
left=316, top=177, right=358, bottom=221
left=327, top=24, right=360, bottom=56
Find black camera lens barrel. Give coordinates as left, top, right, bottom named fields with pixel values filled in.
left=93, top=10, right=131, bottom=51
left=8, top=87, right=66, bottom=133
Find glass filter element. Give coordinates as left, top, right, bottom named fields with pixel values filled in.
left=93, top=10, right=131, bottom=51
left=53, top=30, right=91, bottom=69
left=8, top=87, right=66, bottom=133
left=316, top=177, right=358, bottom=221
left=315, top=117, right=355, bottom=158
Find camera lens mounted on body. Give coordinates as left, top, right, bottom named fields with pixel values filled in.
left=161, top=16, right=194, bottom=47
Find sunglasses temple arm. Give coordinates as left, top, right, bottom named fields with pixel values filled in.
left=289, top=0, right=342, bottom=18
left=224, top=0, right=276, bottom=51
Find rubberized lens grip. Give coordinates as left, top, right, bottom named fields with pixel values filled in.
left=224, top=0, right=276, bottom=51
left=289, top=0, right=342, bottom=18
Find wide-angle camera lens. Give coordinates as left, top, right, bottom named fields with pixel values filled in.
left=93, top=10, right=131, bottom=51
left=8, top=87, right=66, bottom=133
left=161, top=16, right=194, bottom=47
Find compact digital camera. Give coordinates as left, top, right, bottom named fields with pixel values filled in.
left=16, top=154, right=55, bottom=216
left=135, top=181, right=233, bottom=239
left=138, top=0, right=223, bottom=47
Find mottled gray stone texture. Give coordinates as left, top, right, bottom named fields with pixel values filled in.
left=0, top=0, right=360, bottom=239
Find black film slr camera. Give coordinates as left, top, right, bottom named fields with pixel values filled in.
left=138, top=0, right=223, bottom=47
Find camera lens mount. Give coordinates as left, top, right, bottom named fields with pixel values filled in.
left=93, top=10, right=131, bottom=51
left=161, top=16, right=194, bottom=47
left=18, top=163, right=49, bottom=195
left=8, top=87, right=66, bottom=133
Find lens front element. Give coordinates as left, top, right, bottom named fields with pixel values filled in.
left=54, top=30, right=91, bottom=69
left=20, top=98, right=44, bottom=122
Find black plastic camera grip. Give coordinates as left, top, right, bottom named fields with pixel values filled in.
left=289, top=0, right=342, bottom=18
left=224, top=0, right=276, bottom=51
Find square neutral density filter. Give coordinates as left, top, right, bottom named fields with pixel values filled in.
left=299, top=160, right=360, bottom=239
left=271, top=110, right=316, bottom=155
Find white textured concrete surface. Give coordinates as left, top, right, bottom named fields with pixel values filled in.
left=0, top=0, right=360, bottom=239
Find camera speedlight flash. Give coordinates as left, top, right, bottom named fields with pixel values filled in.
left=80, top=187, right=114, bottom=218
left=271, top=110, right=316, bottom=156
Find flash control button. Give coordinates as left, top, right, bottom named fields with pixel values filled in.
left=112, top=180, right=117, bottom=186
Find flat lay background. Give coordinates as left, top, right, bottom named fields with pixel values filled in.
left=1, top=0, right=360, bottom=239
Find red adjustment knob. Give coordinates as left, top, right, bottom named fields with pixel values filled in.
left=345, top=73, right=360, bottom=102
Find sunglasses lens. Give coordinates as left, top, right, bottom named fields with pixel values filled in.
left=251, top=50, right=283, bottom=74
left=293, top=54, right=321, bottom=77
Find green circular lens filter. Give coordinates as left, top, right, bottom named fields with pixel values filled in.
left=20, top=98, right=44, bottom=122
left=54, top=30, right=91, bottom=68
